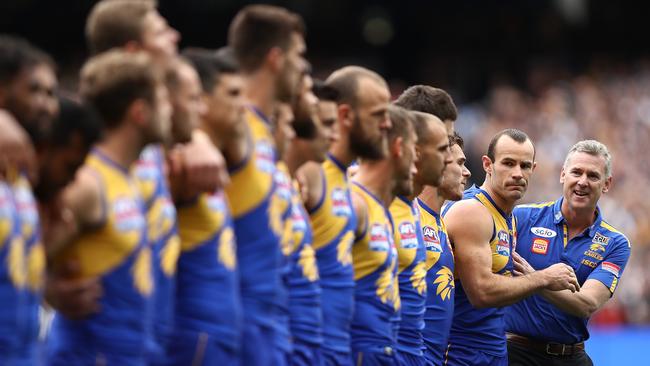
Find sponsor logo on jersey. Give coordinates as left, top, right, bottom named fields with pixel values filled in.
left=331, top=187, right=352, bottom=216
left=113, top=196, right=145, bottom=232
left=531, top=227, right=557, bottom=238
left=601, top=261, right=620, bottom=277
left=531, top=238, right=549, bottom=254
left=496, top=230, right=510, bottom=256
left=398, top=221, right=419, bottom=249
left=369, top=223, right=390, bottom=251
left=255, top=140, right=276, bottom=173
left=273, top=170, right=292, bottom=201
left=592, top=232, right=610, bottom=246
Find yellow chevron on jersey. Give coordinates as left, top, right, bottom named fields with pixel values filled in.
left=177, top=193, right=227, bottom=251
left=26, top=243, right=45, bottom=291
left=390, top=198, right=426, bottom=297
left=8, top=236, right=26, bottom=288
left=225, top=108, right=275, bottom=218
left=11, top=175, right=43, bottom=291
left=218, top=226, right=236, bottom=270
left=54, top=152, right=151, bottom=295
left=475, top=192, right=515, bottom=274
left=275, top=162, right=294, bottom=256
left=311, top=158, right=355, bottom=256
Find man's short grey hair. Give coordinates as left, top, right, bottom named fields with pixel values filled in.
left=564, top=140, right=612, bottom=178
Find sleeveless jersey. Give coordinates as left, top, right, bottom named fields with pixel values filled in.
left=274, top=162, right=294, bottom=354
left=350, top=182, right=399, bottom=350
left=49, top=148, right=152, bottom=360
left=309, top=153, right=356, bottom=354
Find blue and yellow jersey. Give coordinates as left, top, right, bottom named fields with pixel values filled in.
left=506, top=198, right=631, bottom=344
left=274, top=162, right=294, bottom=354
left=287, top=179, right=322, bottom=346
left=0, top=180, right=25, bottom=359
left=447, top=187, right=515, bottom=357
left=309, top=153, right=356, bottom=353
left=416, top=198, right=455, bottom=364
left=174, top=189, right=241, bottom=352
left=389, top=196, right=426, bottom=357
left=133, top=144, right=180, bottom=359
left=11, top=174, right=44, bottom=362
left=350, top=181, right=399, bottom=350
left=224, top=107, right=282, bottom=331
left=49, top=148, right=152, bottom=357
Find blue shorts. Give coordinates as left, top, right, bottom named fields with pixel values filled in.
left=165, top=329, right=239, bottom=366
left=352, top=345, right=398, bottom=366
left=444, top=344, right=507, bottom=366
left=322, top=348, right=353, bottom=366
left=291, top=340, right=323, bottom=366
left=241, top=323, right=275, bottom=366
left=396, top=350, right=426, bottom=366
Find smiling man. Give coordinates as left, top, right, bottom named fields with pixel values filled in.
left=505, top=140, right=631, bottom=366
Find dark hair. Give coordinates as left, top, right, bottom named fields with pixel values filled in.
left=450, top=131, right=464, bottom=149
left=387, top=105, right=414, bottom=144
left=80, top=50, right=162, bottom=129
left=0, top=35, right=55, bottom=86
left=394, top=85, right=458, bottom=122
left=85, top=0, right=156, bottom=54
left=49, top=97, right=103, bottom=147
left=486, top=128, right=534, bottom=162
left=408, top=110, right=443, bottom=145
left=182, top=47, right=238, bottom=93
left=325, top=66, right=386, bottom=108
left=228, top=4, right=305, bottom=72
left=312, top=79, right=339, bottom=103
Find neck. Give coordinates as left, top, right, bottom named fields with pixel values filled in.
left=418, top=185, right=442, bottom=212
left=96, top=124, right=145, bottom=170
left=561, top=199, right=597, bottom=233
left=328, top=127, right=356, bottom=167
left=408, top=176, right=424, bottom=201
left=354, top=161, right=395, bottom=207
left=244, top=71, right=276, bottom=118
left=199, top=121, right=223, bottom=150
left=284, top=145, right=305, bottom=178
left=481, top=179, right=515, bottom=215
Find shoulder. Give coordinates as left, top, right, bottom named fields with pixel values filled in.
left=444, top=198, right=493, bottom=235
left=598, top=220, right=632, bottom=251
left=296, top=161, right=323, bottom=187
left=514, top=200, right=555, bottom=220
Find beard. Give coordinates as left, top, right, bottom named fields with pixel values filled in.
left=350, top=115, right=386, bottom=160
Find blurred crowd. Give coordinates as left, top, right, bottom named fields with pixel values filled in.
left=455, top=61, right=650, bottom=325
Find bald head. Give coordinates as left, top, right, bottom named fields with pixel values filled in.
left=325, top=66, right=387, bottom=108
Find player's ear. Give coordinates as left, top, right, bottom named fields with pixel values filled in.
left=481, top=155, right=492, bottom=176
left=560, top=166, right=566, bottom=184
left=602, top=175, right=612, bottom=193
left=532, top=161, right=537, bottom=172
left=392, top=136, right=403, bottom=158
left=338, top=104, right=353, bottom=130
left=265, top=47, right=284, bottom=74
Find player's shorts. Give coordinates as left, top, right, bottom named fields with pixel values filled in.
left=352, top=345, right=398, bottom=366
left=396, top=350, right=426, bottom=366
left=444, top=344, right=507, bottom=366
left=291, top=340, right=323, bottom=366
left=165, top=329, right=239, bottom=366
left=241, top=323, right=275, bottom=366
left=322, top=348, right=353, bottom=366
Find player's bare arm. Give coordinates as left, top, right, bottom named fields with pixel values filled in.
left=446, top=199, right=579, bottom=308
left=350, top=189, right=368, bottom=238
left=296, top=161, right=324, bottom=211
left=513, top=251, right=609, bottom=318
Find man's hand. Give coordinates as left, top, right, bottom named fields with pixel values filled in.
left=0, top=111, right=37, bottom=183
left=512, top=251, right=535, bottom=276
left=168, top=131, right=229, bottom=200
left=45, top=261, right=102, bottom=319
left=539, top=263, right=581, bottom=293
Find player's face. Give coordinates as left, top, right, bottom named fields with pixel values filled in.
left=415, top=119, right=451, bottom=187
left=35, top=132, right=89, bottom=203
left=484, top=136, right=535, bottom=203
left=141, top=11, right=180, bottom=61
left=393, top=130, right=418, bottom=197
left=170, top=63, right=206, bottom=144
left=276, top=32, right=306, bottom=104
left=560, top=151, right=611, bottom=211
left=439, top=144, right=470, bottom=201
left=205, top=73, right=246, bottom=137
left=349, top=77, right=391, bottom=160
left=4, top=63, right=58, bottom=141
left=315, top=100, right=339, bottom=154
left=145, top=84, right=173, bottom=144
left=273, top=103, right=295, bottom=159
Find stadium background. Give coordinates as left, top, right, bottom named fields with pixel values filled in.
left=2, top=0, right=649, bottom=364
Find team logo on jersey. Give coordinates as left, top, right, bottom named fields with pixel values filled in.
left=369, top=223, right=390, bottom=251
left=601, top=261, right=620, bottom=277
left=590, top=243, right=606, bottom=252
left=531, top=227, right=557, bottom=238
left=422, top=225, right=442, bottom=253
left=113, top=197, right=145, bottom=233
left=592, top=232, right=610, bottom=246
left=531, top=238, right=549, bottom=255
left=398, top=221, right=419, bottom=249
left=134, top=157, right=159, bottom=182
left=496, top=230, right=510, bottom=257
left=255, top=140, right=276, bottom=174
left=331, top=187, right=352, bottom=216
left=433, top=265, right=454, bottom=301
